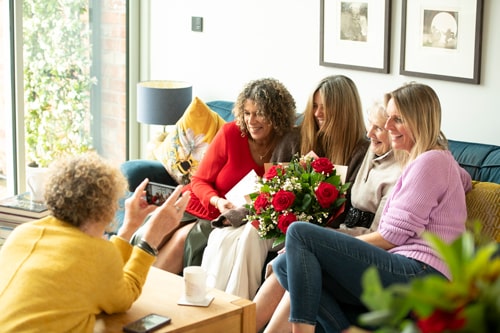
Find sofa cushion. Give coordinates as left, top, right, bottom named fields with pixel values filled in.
left=448, top=139, right=500, bottom=183
left=154, top=97, right=226, bottom=184
left=480, top=149, right=500, bottom=184
left=465, top=181, right=500, bottom=242
left=120, top=159, right=176, bottom=191
left=206, top=100, right=235, bottom=122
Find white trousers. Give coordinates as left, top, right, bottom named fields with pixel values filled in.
left=201, top=223, right=274, bottom=299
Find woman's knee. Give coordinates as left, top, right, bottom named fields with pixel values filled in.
left=272, top=254, right=288, bottom=290
left=167, top=223, right=195, bottom=248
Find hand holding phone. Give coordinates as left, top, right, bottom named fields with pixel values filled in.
left=123, top=313, right=171, bottom=333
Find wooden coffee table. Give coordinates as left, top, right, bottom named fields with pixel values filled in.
left=100, top=267, right=256, bottom=333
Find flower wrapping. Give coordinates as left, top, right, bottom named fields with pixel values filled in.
left=246, top=154, right=350, bottom=247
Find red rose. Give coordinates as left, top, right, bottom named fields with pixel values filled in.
left=311, top=157, right=334, bottom=175
left=254, top=193, right=270, bottom=214
left=315, top=182, right=339, bottom=208
left=277, top=212, right=297, bottom=234
left=416, top=308, right=466, bottom=333
left=272, top=190, right=295, bottom=211
left=264, top=164, right=284, bottom=180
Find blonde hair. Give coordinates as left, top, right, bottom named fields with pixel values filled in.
left=384, top=82, right=447, bottom=165
left=300, top=75, right=366, bottom=165
left=44, top=152, right=128, bottom=228
left=233, top=78, right=296, bottom=137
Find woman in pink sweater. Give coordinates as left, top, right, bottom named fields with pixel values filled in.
left=272, top=82, right=472, bottom=333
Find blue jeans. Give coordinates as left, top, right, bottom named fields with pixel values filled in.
left=272, top=222, right=444, bottom=333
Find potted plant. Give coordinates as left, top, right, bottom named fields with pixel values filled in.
left=357, top=222, right=500, bottom=333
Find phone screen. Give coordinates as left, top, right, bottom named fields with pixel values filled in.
left=123, top=313, right=171, bottom=333
left=145, top=182, right=176, bottom=206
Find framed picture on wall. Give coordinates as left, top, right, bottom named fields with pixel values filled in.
left=400, top=0, right=484, bottom=84
left=320, top=0, right=391, bottom=73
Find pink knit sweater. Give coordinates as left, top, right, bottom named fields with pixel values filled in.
left=378, top=150, right=472, bottom=279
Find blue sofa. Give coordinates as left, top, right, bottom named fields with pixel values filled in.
left=120, top=101, right=500, bottom=240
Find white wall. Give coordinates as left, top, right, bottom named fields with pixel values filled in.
left=147, top=0, right=500, bottom=145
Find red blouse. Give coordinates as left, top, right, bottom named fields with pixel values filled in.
left=183, top=122, right=265, bottom=220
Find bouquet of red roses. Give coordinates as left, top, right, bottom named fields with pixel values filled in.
left=246, top=154, right=350, bottom=247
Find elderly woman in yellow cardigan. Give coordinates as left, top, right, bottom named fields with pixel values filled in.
left=0, top=153, right=190, bottom=333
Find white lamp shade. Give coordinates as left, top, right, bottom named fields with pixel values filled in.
left=137, top=80, right=192, bottom=125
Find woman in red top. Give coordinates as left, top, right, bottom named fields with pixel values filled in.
left=152, top=78, right=300, bottom=275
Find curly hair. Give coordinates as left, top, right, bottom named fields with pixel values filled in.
left=233, top=78, right=296, bottom=137
left=44, top=152, right=128, bottom=228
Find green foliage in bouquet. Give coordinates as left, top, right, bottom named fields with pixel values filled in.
left=246, top=154, right=350, bottom=247
left=359, top=223, right=500, bottom=333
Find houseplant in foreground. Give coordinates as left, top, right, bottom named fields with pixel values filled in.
left=358, top=224, right=500, bottom=333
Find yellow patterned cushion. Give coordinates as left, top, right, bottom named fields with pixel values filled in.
left=153, top=97, right=226, bottom=184
left=465, top=181, right=500, bottom=242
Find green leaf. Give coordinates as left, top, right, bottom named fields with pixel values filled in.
left=272, top=234, right=285, bottom=248
left=300, top=194, right=312, bottom=211
left=466, top=243, right=499, bottom=282
left=358, top=309, right=394, bottom=327
left=424, top=233, right=466, bottom=283
left=361, top=267, right=393, bottom=309
left=324, top=174, right=341, bottom=186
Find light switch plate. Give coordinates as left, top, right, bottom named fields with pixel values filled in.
left=191, top=17, right=203, bottom=32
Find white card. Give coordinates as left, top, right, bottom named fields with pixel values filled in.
left=224, top=169, right=259, bottom=207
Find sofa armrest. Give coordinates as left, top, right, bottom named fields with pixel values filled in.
left=120, top=160, right=178, bottom=192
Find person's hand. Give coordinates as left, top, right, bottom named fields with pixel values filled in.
left=118, top=178, right=157, bottom=241
left=142, top=186, right=191, bottom=249
left=216, top=198, right=235, bottom=214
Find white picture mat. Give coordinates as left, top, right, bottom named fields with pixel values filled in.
left=322, top=0, right=387, bottom=69
left=403, top=0, right=479, bottom=79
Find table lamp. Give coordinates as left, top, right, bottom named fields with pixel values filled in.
left=137, top=80, right=192, bottom=126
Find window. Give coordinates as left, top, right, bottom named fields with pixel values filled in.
left=0, top=0, right=128, bottom=197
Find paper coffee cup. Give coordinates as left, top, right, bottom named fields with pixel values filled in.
left=183, top=266, right=207, bottom=303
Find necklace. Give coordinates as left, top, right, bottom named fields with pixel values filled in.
left=252, top=139, right=276, bottom=161
left=259, top=144, right=274, bottom=160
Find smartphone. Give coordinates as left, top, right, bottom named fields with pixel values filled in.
left=145, top=182, right=177, bottom=206
left=123, top=313, right=171, bottom=333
